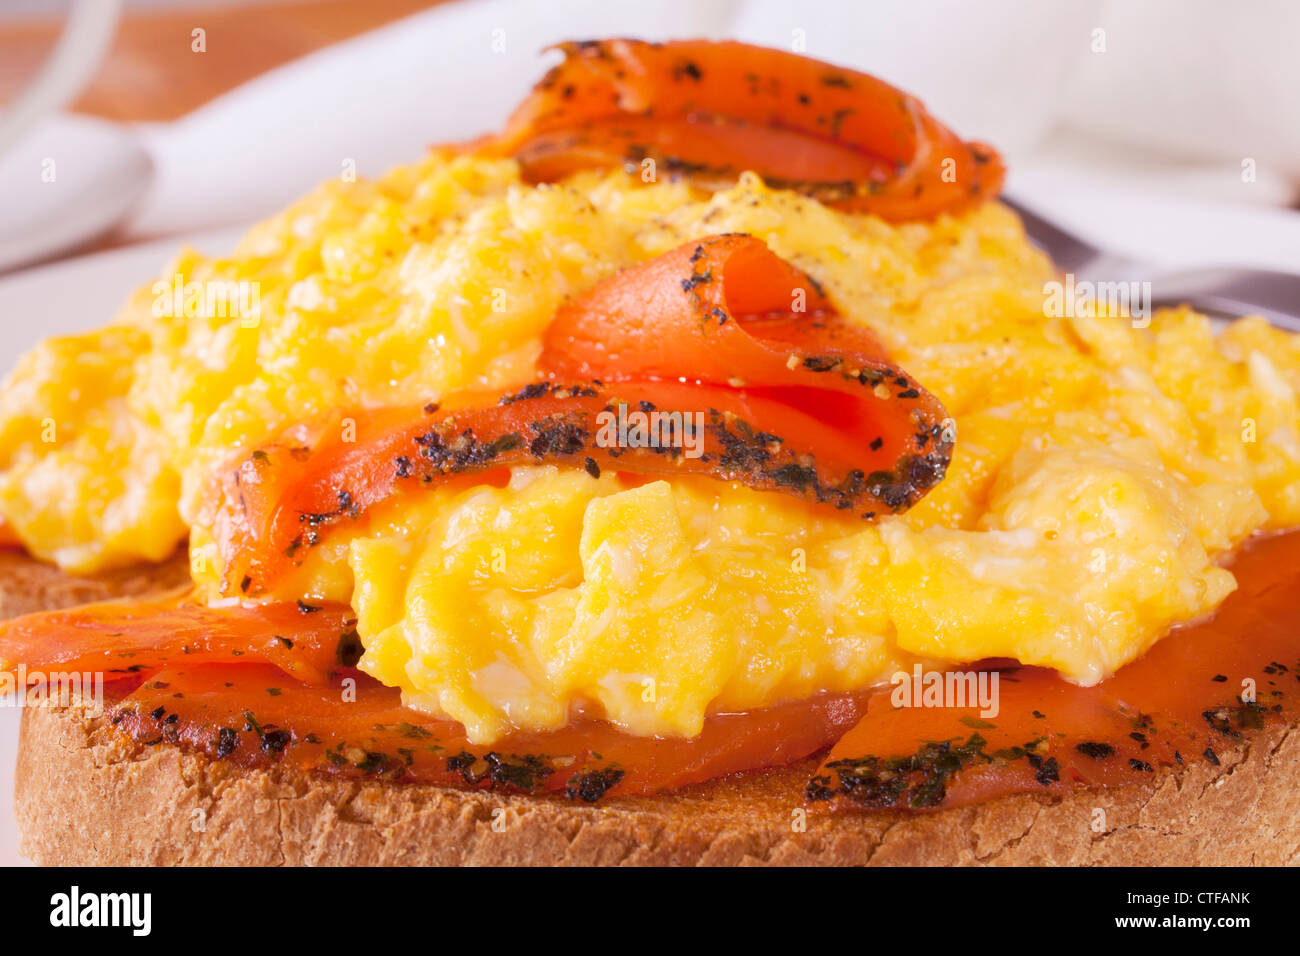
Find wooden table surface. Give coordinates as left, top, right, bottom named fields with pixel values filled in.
left=0, top=0, right=449, bottom=122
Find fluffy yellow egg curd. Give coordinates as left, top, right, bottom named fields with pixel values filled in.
left=2, top=155, right=1299, bottom=743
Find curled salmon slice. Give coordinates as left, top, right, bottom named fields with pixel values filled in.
left=207, top=235, right=951, bottom=596
left=478, top=39, right=1004, bottom=221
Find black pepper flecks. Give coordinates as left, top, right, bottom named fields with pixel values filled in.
left=1075, top=741, right=1115, bottom=759
left=808, top=733, right=998, bottom=810
left=215, top=727, right=239, bottom=759
left=565, top=766, right=625, bottom=802
left=260, top=728, right=291, bottom=754
left=336, top=627, right=364, bottom=667
left=445, top=749, right=555, bottom=794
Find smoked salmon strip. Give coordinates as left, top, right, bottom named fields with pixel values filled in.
left=808, top=530, right=1300, bottom=811
left=0, top=598, right=359, bottom=686
left=477, top=39, right=1004, bottom=221
left=207, top=235, right=951, bottom=597
left=110, top=664, right=870, bottom=800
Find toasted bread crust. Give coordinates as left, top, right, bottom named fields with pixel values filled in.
left=15, top=702, right=1300, bottom=866
left=0, top=548, right=191, bottom=619
left=6, top=552, right=1300, bottom=866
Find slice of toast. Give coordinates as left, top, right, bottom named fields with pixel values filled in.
left=0, top=548, right=191, bottom=619
left=5, top=551, right=1298, bottom=866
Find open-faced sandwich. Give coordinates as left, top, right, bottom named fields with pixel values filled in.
left=2, top=39, right=1298, bottom=866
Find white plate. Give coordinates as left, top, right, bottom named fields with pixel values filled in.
left=0, top=191, right=1297, bottom=866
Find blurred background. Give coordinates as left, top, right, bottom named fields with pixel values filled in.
left=0, top=0, right=1297, bottom=269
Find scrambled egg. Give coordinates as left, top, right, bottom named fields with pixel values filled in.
left=3, top=154, right=1299, bottom=742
